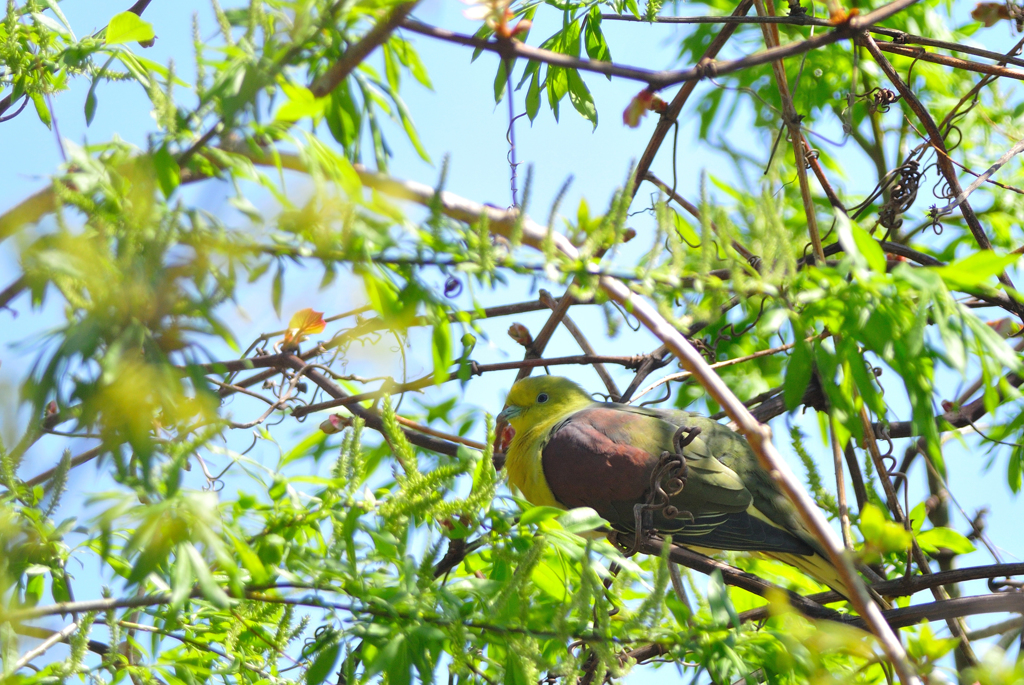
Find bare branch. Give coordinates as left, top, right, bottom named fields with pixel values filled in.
left=861, top=33, right=1024, bottom=323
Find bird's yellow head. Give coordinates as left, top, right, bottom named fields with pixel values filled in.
left=496, top=376, right=593, bottom=436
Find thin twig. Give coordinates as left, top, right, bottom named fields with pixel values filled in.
left=643, top=173, right=756, bottom=261
left=861, top=33, right=1024, bottom=322
left=290, top=354, right=644, bottom=418
left=753, top=0, right=823, bottom=261
left=830, top=417, right=855, bottom=549
left=863, top=39, right=1024, bottom=82
left=23, top=446, right=103, bottom=489
left=11, top=621, right=79, bottom=672
left=401, top=0, right=924, bottom=93
left=857, top=406, right=979, bottom=666
left=516, top=289, right=576, bottom=382
left=630, top=340, right=799, bottom=402
left=394, top=415, right=486, bottom=451
left=538, top=290, right=621, bottom=400
left=630, top=0, right=756, bottom=198
left=603, top=12, right=1024, bottom=70
left=280, top=355, right=461, bottom=457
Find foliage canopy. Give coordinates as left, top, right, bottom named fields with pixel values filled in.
left=2, top=0, right=1024, bottom=683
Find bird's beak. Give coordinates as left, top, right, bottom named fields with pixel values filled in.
left=496, top=405, right=521, bottom=423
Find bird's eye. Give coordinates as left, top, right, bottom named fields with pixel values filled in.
left=537, top=393, right=549, bottom=403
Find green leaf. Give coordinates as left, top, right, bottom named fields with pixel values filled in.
left=493, top=58, right=508, bottom=104
left=307, top=643, right=341, bottom=685
left=1, top=622, right=17, bottom=677
left=275, top=81, right=326, bottom=122
left=1010, top=443, right=1022, bottom=494
left=907, top=621, right=958, bottom=664
left=837, top=213, right=885, bottom=273
left=858, top=503, right=912, bottom=562
left=84, top=87, right=98, bottom=125
left=566, top=69, right=597, bottom=128
left=280, top=430, right=328, bottom=469
left=557, top=507, right=606, bottom=534
left=31, top=92, right=51, bottom=129
left=547, top=67, right=568, bottom=121
left=170, top=544, right=194, bottom=610
left=934, top=251, right=1020, bottom=290
left=707, top=569, right=739, bottom=629
left=383, top=44, right=401, bottom=93
left=51, top=572, right=71, bottom=604
left=908, top=501, right=927, bottom=535
left=184, top=543, right=232, bottom=608
left=526, top=70, right=541, bottom=121
left=784, top=336, right=813, bottom=410
left=531, top=560, right=568, bottom=600
left=916, top=527, right=976, bottom=555
left=431, top=319, right=452, bottom=384
left=106, top=11, right=156, bottom=45
left=519, top=505, right=564, bottom=526
left=585, top=7, right=612, bottom=64
left=153, top=146, right=180, bottom=198
left=272, top=265, right=284, bottom=317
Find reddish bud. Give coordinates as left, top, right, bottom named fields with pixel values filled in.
left=510, top=19, right=532, bottom=37
left=829, top=6, right=856, bottom=23
left=319, top=413, right=351, bottom=435
left=972, top=2, right=1011, bottom=26
left=623, top=90, right=655, bottom=128
left=987, top=317, right=1021, bottom=338
left=508, top=322, right=533, bottom=347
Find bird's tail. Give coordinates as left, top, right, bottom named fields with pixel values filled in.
left=763, top=551, right=892, bottom=610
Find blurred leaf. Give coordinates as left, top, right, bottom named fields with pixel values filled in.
left=307, top=643, right=341, bottom=685
left=152, top=145, right=180, bottom=198
left=934, top=251, right=1020, bottom=290
left=707, top=569, right=739, bottom=629
left=519, top=505, right=564, bottom=526
left=105, top=11, right=155, bottom=44
left=1010, top=443, right=1023, bottom=494
left=784, top=336, right=813, bottom=410
left=916, top=527, right=976, bottom=555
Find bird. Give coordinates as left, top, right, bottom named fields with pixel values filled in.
left=495, top=375, right=857, bottom=600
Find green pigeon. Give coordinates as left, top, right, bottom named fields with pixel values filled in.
left=496, top=375, right=857, bottom=599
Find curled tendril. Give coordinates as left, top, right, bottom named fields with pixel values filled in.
left=709, top=297, right=768, bottom=356
left=877, top=423, right=894, bottom=459
left=851, top=87, right=901, bottom=114
left=927, top=207, right=945, bottom=235
left=614, top=427, right=696, bottom=556
left=444, top=275, right=463, bottom=298
left=638, top=382, right=672, bottom=408
left=803, top=147, right=820, bottom=169
left=878, top=160, right=922, bottom=232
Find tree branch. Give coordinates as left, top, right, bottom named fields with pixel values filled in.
left=309, top=2, right=420, bottom=98
left=402, top=0, right=923, bottom=93
left=861, top=33, right=1024, bottom=323
left=630, top=0, right=755, bottom=198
